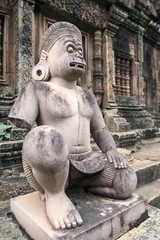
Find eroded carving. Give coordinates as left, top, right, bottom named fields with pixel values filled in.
left=37, top=0, right=107, bottom=28
left=14, top=0, right=34, bottom=92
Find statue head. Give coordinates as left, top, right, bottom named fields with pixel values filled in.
left=32, top=22, right=86, bottom=81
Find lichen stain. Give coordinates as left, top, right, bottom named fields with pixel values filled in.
left=36, top=130, right=46, bottom=153
left=128, top=210, right=148, bottom=230
left=82, top=88, right=94, bottom=107
left=120, top=213, right=124, bottom=227
left=109, top=219, right=113, bottom=238
left=51, top=130, right=64, bottom=153
left=32, top=81, right=52, bottom=94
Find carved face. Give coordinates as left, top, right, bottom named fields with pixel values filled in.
left=48, top=36, right=86, bottom=81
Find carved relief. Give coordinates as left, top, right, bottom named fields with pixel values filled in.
left=19, top=1, right=34, bottom=89
left=117, top=0, right=135, bottom=9
left=14, top=0, right=19, bottom=92
left=137, top=33, right=144, bottom=105
left=113, top=26, right=136, bottom=59
left=143, top=41, right=159, bottom=113
left=103, top=34, right=116, bottom=107
left=37, top=0, right=107, bottom=28
left=119, top=110, right=154, bottom=129
left=138, top=0, right=157, bottom=17
left=107, top=35, right=115, bottom=102
left=14, top=0, right=34, bottom=92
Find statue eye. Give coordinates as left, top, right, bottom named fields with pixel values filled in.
left=78, top=48, right=83, bottom=55
left=67, top=46, right=74, bottom=53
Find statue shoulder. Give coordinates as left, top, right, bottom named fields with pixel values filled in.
left=80, top=87, right=96, bottom=105
left=23, top=81, right=53, bottom=97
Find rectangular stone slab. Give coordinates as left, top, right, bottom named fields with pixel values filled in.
left=10, top=190, right=148, bottom=240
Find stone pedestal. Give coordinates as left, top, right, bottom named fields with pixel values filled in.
left=10, top=190, right=148, bottom=240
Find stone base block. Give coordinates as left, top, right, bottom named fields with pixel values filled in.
left=10, top=190, right=148, bottom=240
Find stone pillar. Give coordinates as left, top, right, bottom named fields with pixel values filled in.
left=93, top=30, right=103, bottom=106
left=103, top=31, right=130, bottom=132
left=13, top=0, right=35, bottom=93
left=102, top=32, right=116, bottom=109
left=137, top=31, right=145, bottom=106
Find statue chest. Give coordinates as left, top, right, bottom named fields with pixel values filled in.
left=38, top=90, right=94, bottom=120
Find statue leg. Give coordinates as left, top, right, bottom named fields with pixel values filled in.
left=23, top=126, right=83, bottom=230
left=85, top=165, right=137, bottom=199
left=73, top=163, right=137, bottom=199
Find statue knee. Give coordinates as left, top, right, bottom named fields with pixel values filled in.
left=23, top=125, right=69, bottom=170
left=113, top=165, right=137, bottom=199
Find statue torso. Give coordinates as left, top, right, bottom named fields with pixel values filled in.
left=34, top=81, right=94, bottom=153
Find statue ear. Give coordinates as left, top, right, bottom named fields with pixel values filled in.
left=32, top=50, right=50, bottom=81
left=32, top=63, right=50, bottom=81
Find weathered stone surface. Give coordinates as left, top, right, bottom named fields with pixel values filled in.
left=0, top=200, right=28, bottom=240
left=37, top=0, right=107, bottom=29
left=0, top=140, right=23, bottom=173
left=135, top=179, right=160, bottom=209
left=103, top=109, right=130, bottom=132
left=132, top=160, right=160, bottom=187
left=111, top=128, right=160, bottom=148
left=8, top=21, right=137, bottom=232
left=11, top=191, right=148, bottom=240
left=111, top=130, right=138, bottom=148
left=119, top=205, right=160, bottom=240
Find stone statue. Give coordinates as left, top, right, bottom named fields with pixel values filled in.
left=9, top=22, right=137, bottom=231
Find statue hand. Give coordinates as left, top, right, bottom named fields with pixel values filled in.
left=106, top=149, right=127, bottom=169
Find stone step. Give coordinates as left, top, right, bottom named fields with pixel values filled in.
left=10, top=128, right=29, bottom=141
left=91, top=142, right=160, bottom=188
left=129, top=159, right=160, bottom=187
left=118, top=205, right=160, bottom=240
left=0, top=140, right=23, bottom=175
left=0, top=106, right=12, bottom=123
left=135, top=179, right=160, bottom=208
left=111, top=128, right=160, bottom=148
left=0, top=140, right=23, bottom=151
left=0, top=94, right=15, bottom=105
left=0, top=99, right=14, bottom=106
left=111, top=130, right=138, bottom=148
left=0, top=79, right=13, bottom=96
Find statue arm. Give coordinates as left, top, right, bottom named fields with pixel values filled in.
left=90, top=97, right=116, bottom=152
left=8, top=82, right=38, bottom=129
left=90, top=95, right=126, bottom=169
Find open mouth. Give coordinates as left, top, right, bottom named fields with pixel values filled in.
left=70, top=62, right=85, bottom=69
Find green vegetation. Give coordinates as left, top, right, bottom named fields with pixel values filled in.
left=0, top=123, right=12, bottom=141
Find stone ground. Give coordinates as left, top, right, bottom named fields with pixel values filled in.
left=118, top=205, right=160, bottom=240
left=0, top=140, right=160, bottom=239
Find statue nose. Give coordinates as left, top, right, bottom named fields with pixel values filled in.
left=76, top=52, right=83, bottom=59
left=76, top=52, right=81, bottom=57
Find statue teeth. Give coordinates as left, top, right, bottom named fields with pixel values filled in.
left=70, top=62, right=85, bottom=69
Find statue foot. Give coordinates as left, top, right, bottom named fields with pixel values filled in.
left=45, top=192, right=83, bottom=230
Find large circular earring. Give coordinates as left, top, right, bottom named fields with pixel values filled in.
left=32, top=63, right=50, bottom=81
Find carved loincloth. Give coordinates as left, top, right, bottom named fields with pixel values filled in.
left=67, top=150, right=116, bottom=188
left=69, top=150, right=107, bottom=174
